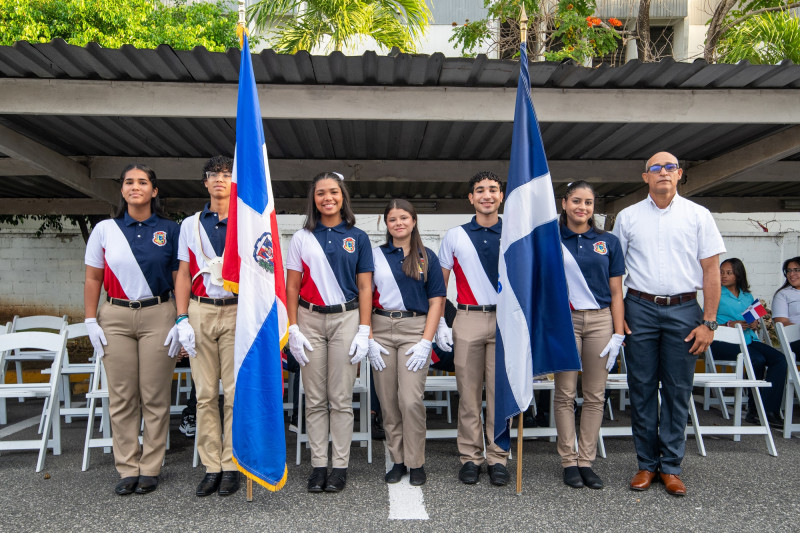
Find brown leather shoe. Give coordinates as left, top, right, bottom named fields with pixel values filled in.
left=659, top=473, right=687, bottom=496
left=630, top=469, right=657, bottom=491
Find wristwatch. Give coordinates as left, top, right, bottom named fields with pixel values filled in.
left=703, top=320, right=718, bottom=331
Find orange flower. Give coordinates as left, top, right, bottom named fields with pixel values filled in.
left=566, top=3, right=573, bottom=9
left=586, top=16, right=602, bottom=27
left=608, top=17, right=623, bottom=27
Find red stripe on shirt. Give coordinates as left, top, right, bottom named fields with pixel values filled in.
left=372, top=287, right=383, bottom=310
left=452, top=257, right=478, bottom=306
left=299, top=260, right=325, bottom=305
left=103, top=256, right=129, bottom=299
left=188, top=249, right=209, bottom=297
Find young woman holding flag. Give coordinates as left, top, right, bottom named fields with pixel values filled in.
left=369, top=199, right=445, bottom=486
left=285, top=172, right=374, bottom=493
left=556, top=180, right=625, bottom=490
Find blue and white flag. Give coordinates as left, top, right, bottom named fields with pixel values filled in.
left=494, top=42, right=582, bottom=450
left=223, top=33, right=289, bottom=491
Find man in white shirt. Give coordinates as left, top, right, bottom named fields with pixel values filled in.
left=613, top=152, right=725, bottom=497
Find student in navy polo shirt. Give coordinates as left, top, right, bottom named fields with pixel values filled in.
left=285, top=172, right=375, bottom=493
left=438, top=170, right=510, bottom=486
left=84, top=164, right=179, bottom=496
left=556, top=180, right=625, bottom=490
left=369, top=199, right=446, bottom=486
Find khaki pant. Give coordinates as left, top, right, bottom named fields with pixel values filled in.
left=372, top=314, right=429, bottom=469
left=188, top=299, right=237, bottom=473
left=298, top=306, right=359, bottom=468
left=453, top=309, right=508, bottom=466
left=99, top=300, right=178, bottom=478
left=554, top=308, right=612, bottom=468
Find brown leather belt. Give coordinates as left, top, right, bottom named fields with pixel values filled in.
left=627, top=289, right=697, bottom=306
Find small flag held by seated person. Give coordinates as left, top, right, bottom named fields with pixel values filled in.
left=742, top=298, right=767, bottom=324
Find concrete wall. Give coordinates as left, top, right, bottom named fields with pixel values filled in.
left=1, top=212, right=799, bottom=323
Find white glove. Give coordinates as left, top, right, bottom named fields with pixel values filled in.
left=600, top=333, right=625, bottom=372
left=288, top=324, right=312, bottom=366
left=164, top=325, right=181, bottom=357
left=176, top=320, right=196, bottom=357
left=85, top=318, right=107, bottom=359
left=405, top=339, right=432, bottom=372
left=367, top=338, right=388, bottom=371
left=435, top=317, right=453, bottom=351
left=349, top=325, right=371, bottom=364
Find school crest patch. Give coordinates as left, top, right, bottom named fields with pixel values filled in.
left=152, top=231, right=167, bottom=246
left=343, top=237, right=356, bottom=253
left=253, top=232, right=275, bottom=273
left=593, top=241, right=608, bottom=255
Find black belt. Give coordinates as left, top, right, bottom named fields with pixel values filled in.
left=457, top=304, right=497, bottom=312
left=299, top=298, right=358, bottom=314
left=373, top=308, right=426, bottom=319
left=107, top=291, right=171, bottom=309
left=191, top=294, right=238, bottom=307
left=627, top=289, right=697, bottom=306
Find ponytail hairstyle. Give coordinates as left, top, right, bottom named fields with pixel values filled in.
left=721, top=258, right=751, bottom=293
left=776, top=256, right=800, bottom=295
left=303, top=172, right=356, bottom=231
left=384, top=199, right=428, bottom=281
left=559, top=179, right=603, bottom=233
left=114, top=163, right=168, bottom=219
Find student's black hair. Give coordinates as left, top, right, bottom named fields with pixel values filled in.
left=776, top=256, right=800, bottom=295
left=720, top=257, right=751, bottom=293
left=468, top=170, right=503, bottom=192
left=383, top=199, right=428, bottom=281
left=202, top=155, right=233, bottom=179
left=559, top=180, right=603, bottom=233
left=113, top=163, right=168, bottom=219
left=302, top=172, right=356, bottom=231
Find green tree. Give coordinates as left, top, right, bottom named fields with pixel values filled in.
left=449, top=0, right=623, bottom=63
left=705, top=0, right=800, bottom=62
left=0, top=0, right=243, bottom=51
left=247, top=0, right=432, bottom=54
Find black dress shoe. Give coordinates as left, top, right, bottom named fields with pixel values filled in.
left=307, top=467, right=327, bottom=493
left=114, top=477, right=138, bottom=496
left=324, top=468, right=347, bottom=492
left=196, top=472, right=222, bottom=497
left=371, top=412, right=386, bottom=440
left=218, top=471, right=240, bottom=496
left=488, top=463, right=510, bottom=486
left=745, top=409, right=759, bottom=425
left=578, top=467, right=604, bottom=489
left=563, top=466, right=584, bottom=488
left=385, top=463, right=407, bottom=484
left=409, top=467, right=426, bottom=486
left=458, top=461, right=480, bottom=484
left=135, top=476, right=159, bottom=494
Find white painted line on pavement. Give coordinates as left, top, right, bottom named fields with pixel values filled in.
left=0, top=416, right=39, bottom=439
left=385, top=441, right=429, bottom=521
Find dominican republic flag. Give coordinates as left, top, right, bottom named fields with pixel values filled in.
left=742, top=298, right=767, bottom=323
left=493, top=42, right=582, bottom=451
left=222, top=33, right=289, bottom=491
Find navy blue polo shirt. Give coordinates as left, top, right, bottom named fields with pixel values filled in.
left=199, top=203, right=227, bottom=257
left=372, top=244, right=447, bottom=314
left=559, top=225, right=624, bottom=308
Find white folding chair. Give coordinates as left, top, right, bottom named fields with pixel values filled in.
left=0, top=329, right=68, bottom=472
left=775, top=323, right=800, bottom=439
left=423, top=369, right=453, bottom=423
left=293, top=358, right=371, bottom=465
left=82, top=351, right=112, bottom=471
left=757, top=317, right=773, bottom=346
left=690, top=325, right=777, bottom=456
left=171, top=366, right=193, bottom=416
left=700, top=342, right=739, bottom=419
left=5, top=315, right=68, bottom=394
left=0, top=322, right=9, bottom=424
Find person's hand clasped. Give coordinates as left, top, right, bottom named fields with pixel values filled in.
left=600, top=333, right=625, bottom=371
left=435, top=317, right=453, bottom=351
left=349, top=325, right=371, bottom=364
left=367, top=338, right=388, bottom=371
left=288, top=324, right=312, bottom=366
left=176, top=320, right=196, bottom=357
left=685, top=323, right=715, bottom=355
left=164, top=325, right=181, bottom=357
left=405, top=339, right=432, bottom=372
left=85, top=318, right=108, bottom=359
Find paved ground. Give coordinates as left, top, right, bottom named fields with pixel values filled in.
left=2, top=394, right=799, bottom=533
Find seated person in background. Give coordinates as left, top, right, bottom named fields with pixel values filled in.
left=772, top=256, right=800, bottom=330
left=714, top=258, right=786, bottom=428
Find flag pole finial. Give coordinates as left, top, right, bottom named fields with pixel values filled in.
left=519, top=3, right=528, bottom=45
left=237, top=0, right=249, bottom=48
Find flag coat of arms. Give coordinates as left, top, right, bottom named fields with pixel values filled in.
left=494, top=42, right=582, bottom=450
left=222, top=33, right=289, bottom=491
left=742, top=298, right=767, bottom=323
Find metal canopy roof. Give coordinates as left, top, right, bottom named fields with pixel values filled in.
left=1, top=39, right=799, bottom=216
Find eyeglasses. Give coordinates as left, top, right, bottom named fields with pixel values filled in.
left=787, top=268, right=800, bottom=274
left=205, top=171, right=232, bottom=180
left=647, top=163, right=680, bottom=173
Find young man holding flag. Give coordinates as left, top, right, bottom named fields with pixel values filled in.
left=438, top=170, right=510, bottom=487
left=173, top=155, right=241, bottom=497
